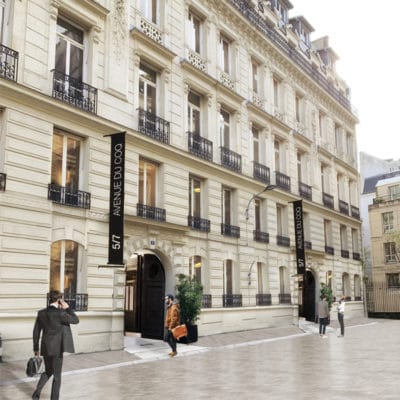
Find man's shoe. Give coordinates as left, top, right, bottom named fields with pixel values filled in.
left=32, top=391, right=40, bottom=400
left=169, top=351, right=177, bottom=357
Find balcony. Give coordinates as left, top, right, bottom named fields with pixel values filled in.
left=278, top=293, right=291, bottom=304
left=48, top=183, right=91, bottom=209
left=221, top=223, right=240, bottom=238
left=339, top=200, right=349, bottom=215
left=353, top=252, right=360, bottom=261
left=322, top=192, right=334, bottom=209
left=52, top=70, right=97, bottom=114
left=220, top=147, right=242, bottom=173
left=186, top=48, right=207, bottom=72
left=277, top=235, right=290, bottom=247
left=299, top=182, right=312, bottom=201
left=47, top=292, right=88, bottom=311
left=256, top=293, right=272, bottom=306
left=223, top=294, right=242, bottom=307
left=219, top=70, right=235, bottom=90
left=137, top=203, right=166, bottom=222
left=351, top=205, right=360, bottom=219
left=188, top=132, right=213, bottom=162
left=202, top=294, right=212, bottom=308
left=253, top=162, right=270, bottom=184
left=138, top=109, right=170, bottom=144
left=0, top=172, right=6, bottom=191
left=341, top=249, right=350, bottom=258
left=188, top=216, right=210, bottom=232
left=325, top=246, right=334, bottom=255
left=140, top=16, right=162, bottom=44
left=275, top=171, right=290, bottom=191
left=253, top=230, right=269, bottom=243
left=0, top=44, right=18, bottom=81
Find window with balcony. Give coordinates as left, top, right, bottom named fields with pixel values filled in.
left=274, top=139, right=290, bottom=191
left=50, top=240, right=87, bottom=311
left=188, top=90, right=201, bottom=135
left=188, top=176, right=210, bottom=232
left=297, top=151, right=311, bottom=200
left=276, top=204, right=289, bottom=246
left=187, top=10, right=202, bottom=54
left=0, top=0, right=7, bottom=43
left=335, top=124, right=343, bottom=156
left=384, top=242, right=397, bottom=264
left=303, top=212, right=311, bottom=250
left=252, top=126, right=269, bottom=183
left=49, top=130, right=90, bottom=208
left=352, top=228, right=360, bottom=260
left=272, top=76, right=282, bottom=117
left=279, top=266, right=291, bottom=303
left=324, top=219, right=334, bottom=254
left=221, top=187, right=239, bottom=237
left=219, top=34, right=231, bottom=74
left=295, top=93, right=304, bottom=130
left=189, top=255, right=202, bottom=284
left=382, top=212, right=394, bottom=233
left=256, top=262, right=271, bottom=305
left=253, top=198, right=268, bottom=243
left=340, top=225, right=349, bottom=258
left=140, top=0, right=158, bottom=24
left=354, top=275, right=361, bottom=300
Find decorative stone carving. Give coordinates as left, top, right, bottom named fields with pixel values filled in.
left=112, top=0, right=128, bottom=64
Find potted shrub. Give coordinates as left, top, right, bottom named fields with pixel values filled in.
left=175, top=273, right=203, bottom=343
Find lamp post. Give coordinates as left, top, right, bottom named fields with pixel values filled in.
left=245, top=184, right=276, bottom=222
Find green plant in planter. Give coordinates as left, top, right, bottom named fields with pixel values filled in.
left=320, top=282, right=333, bottom=309
left=175, top=273, right=203, bottom=325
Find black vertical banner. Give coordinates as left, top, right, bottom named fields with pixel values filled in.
left=292, top=200, right=305, bottom=275
left=106, top=131, right=125, bottom=266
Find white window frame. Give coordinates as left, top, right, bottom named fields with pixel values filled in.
left=382, top=212, right=394, bottom=233
left=188, top=90, right=201, bottom=135
left=189, top=175, right=202, bottom=219
left=140, top=0, right=158, bottom=24
left=187, top=10, right=202, bottom=54
left=139, top=158, right=157, bottom=207
left=384, top=242, right=397, bottom=264
left=219, top=34, right=230, bottom=74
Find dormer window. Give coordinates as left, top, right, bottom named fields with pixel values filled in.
left=272, top=0, right=292, bottom=25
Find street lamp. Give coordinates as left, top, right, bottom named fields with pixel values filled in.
left=245, top=184, right=277, bottom=221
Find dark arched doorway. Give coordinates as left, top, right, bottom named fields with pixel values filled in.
left=124, top=253, right=165, bottom=339
left=301, top=270, right=316, bottom=322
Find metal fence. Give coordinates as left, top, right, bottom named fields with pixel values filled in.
left=365, top=282, right=400, bottom=317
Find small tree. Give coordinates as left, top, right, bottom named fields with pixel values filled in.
left=175, top=274, right=203, bottom=325
left=320, top=282, right=333, bottom=309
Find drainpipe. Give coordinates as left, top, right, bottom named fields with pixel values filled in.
left=0, top=332, right=3, bottom=362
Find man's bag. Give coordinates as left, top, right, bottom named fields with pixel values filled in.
left=172, top=324, right=188, bottom=340
left=26, top=356, right=43, bottom=377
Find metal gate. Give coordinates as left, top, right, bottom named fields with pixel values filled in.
left=365, top=282, right=400, bottom=317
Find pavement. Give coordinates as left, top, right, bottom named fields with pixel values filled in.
left=0, top=316, right=371, bottom=388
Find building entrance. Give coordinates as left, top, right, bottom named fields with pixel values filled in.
left=299, top=270, right=316, bottom=322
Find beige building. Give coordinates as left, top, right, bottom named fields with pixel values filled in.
left=0, top=0, right=363, bottom=361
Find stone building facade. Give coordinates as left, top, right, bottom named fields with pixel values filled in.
left=0, top=0, right=363, bottom=361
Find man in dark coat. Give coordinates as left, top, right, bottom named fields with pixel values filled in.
left=32, top=290, right=79, bottom=400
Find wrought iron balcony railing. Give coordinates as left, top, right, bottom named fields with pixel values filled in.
left=278, top=293, right=291, bottom=304
left=220, top=147, right=242, bottom=173
left=0, top=172, right=6, bottom=192
left=325, top=245, right=334, bottom=255
left=202, top=294, right=212, bottom=308
left=137, top=203, right=166, bottom=222
left=47, top=292, right=88, bottom=311
left=353, top=252, right=360, bottom=261
left=339, top=199, right=349, bottom=215
left=322, top=192, right=334, bottom=209
left=253, top=162, right=270, bottom=184
left=304, top=240, right=312, bottom=250
left=351, top=205, right=360, bottom=219
left=299, top=182, right=312, bottom=201
left=48, top=183, right=91, bottom=209
left=221, top=223, right=240, bottom=238
left=341, top=249, right=350, bottom=258
left=223, top=294, right=242, bottom=308
left=256, top=293, right=272, bottom=306
left=188, top=132, right=213, bottom=162
left=277, top=235, right=290, bottom=247
left=138, top=108, right=170, bottom=144
left=0, top=44, right=18, bottom=81
left=253, top=230, right=269, bottom=243
left=188, top=216, right=210, bottom=232
left=275, top=171, right=290, bottom=191
left=52, top=70, right=97, bottom=114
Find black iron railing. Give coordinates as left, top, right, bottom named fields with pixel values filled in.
left=341, top=249, right=350, bottom=258
left=322, top=192, right=334, bottom=209
left=299, top=182, right=312, bottom=201
left=0, top=172, right=6, bottom=192
left=277, top=235, right=290, bottom=247
left=48, top=183, right=91, bottom=209
left=275, top=171, right=290, bottom=191
left=228, top=0, right=354, bottom=114
left=220, top=147, right=242, bottom=173
left=137, top=203, right=166, bottom=222
left=253, top=162, right=270, bottom=184
left=325, top=245, right=334, bottom=255
left=0, top=44, right=18, bottom=81
left=223, top=294, right=242, bottom=307
left=304, top=240, right=312, bottom=250
left=339, top=200, right=349, bottom=215
left=351, top=205, right=360, bottom=219
left=47, top=292, right=88, bottom=311
left=353, top=252, right=360, bottom=261
left=188, top=216, right=210, bottom=232
left=138, top=109, right=170, bottom=144
left=202, top=294, right=212, bottom=308
left=256, top=293, right=272, bottom=306
left=253, top=230, right=269, bottom=243
left=188, top=132, right=213, bottom=162
left=221, top=223, right=240, bottom=238
left=52, top=70, right=97, bottom=113
left=278, top=293, right=291, bottom=304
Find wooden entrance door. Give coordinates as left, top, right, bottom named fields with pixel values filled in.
left=302, top=270, right=316, bottom=322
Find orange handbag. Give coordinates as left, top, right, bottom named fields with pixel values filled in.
left=172, top=324, right=188, bottom=339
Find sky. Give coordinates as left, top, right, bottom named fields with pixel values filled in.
left=291, top=0, right=399, bottom=161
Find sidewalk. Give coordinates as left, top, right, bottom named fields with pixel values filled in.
left=0, top=317, right=372, bottom=387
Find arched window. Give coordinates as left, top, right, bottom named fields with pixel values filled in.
left=354, top=274, right=361, bottom=301
left=342, top=272, right=351, bottom=300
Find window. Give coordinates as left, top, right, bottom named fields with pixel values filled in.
left=384, top=242, right=397, bottom=263
left=51, top=130, right=82, bottom=191
left=318, top=111, right=326, bottom=142
left=139, top=63, right=157, bottom=114
left=187, top=10, right=202, bottom=54
left=389, top=185, right=400, bottom=200
left=382, top=212, right=394, bottom=233
left=324, top=219, right=332, bottom=247
left=276, top=204, right=287, bottom=236
left=303, top=212, right=310, bottom=243
left=253, top=127, right=260, bottom=163
left=274, top=0, right=288, bottom=24
left=188, top=91, right=201, bottom=135
left=273, top=77, right=280, bottom=109
left=387, top=273, right=400, bottom=288
left=257, top=262, right=269, bottom=294
left=321, top=164, right=329, bottom=193
left=139, top=159, right=157, bottom=207
left=354, top=275, right=361, bottom=299
left=326, top=270, right=332, bottom=289
left=224, top=259, right=233, bottom=295
left=140, top=0, right=158, bottom=24
left=279, top=266, right=289, bottom=294
left=0, top=0, right=8, bottom=44
left=274, top=139, right=285, bottom=172
left=252, top=59, right=260, bottom=94
left=340, top=225, right=348, bottom=250
left=297, top=151, right=303, bottom=183
left=189, top=176, right=202, bottom=219
left=254, top=198, right=261, bottom=231
left=189, top=255, right=202, bottom=283
left=295, top=94, right=304, bottom=124
left=220, top=109, right=230, bottom=148
left=55, top=18, right=84, bottom=80
left=219, top=34, right=230, bottom=74
left=222, top=187, right=232, bottom=225
left=352, top=228, right=359, bottom=253
left=346, top=132, right=353, bottom=158
left=50, top=240, right=81, bottom=295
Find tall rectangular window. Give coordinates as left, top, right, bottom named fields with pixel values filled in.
left=188, top=91, right=201, bottom=135
left=276, top=204, right=287, bottom=236
left=225, top=259, right=233, bottom=295
left=220, top=109, right=230, bottom=148
left=382, top=212, right=394, bottom=233
left=324, top=219, right=332, bottom=246
left=189, top=176, right=202, bottom=218
left=273, top=77, right=280, bottom=108
left=274, top=139, right=281, bottom=171
left=219, top=34, right=230, bottom=74
left=295, top=94, right=303, bottom=123
left=389, top=185, right=400, bottom=200
left=187, top=10, right=201, bottom=53
left=384, top=242, right=397, bottom=263
left=139, top=63, right=157, bottom=114
left=252, top=127, right=260, bottom=163
left=352, top=228, right=359, bottom=253
left=254, top=198, right=261, bottom=231
left=140, top=0, right=158, bottom=24
left=252, top=59, right=259, bottom=94
left=0, top=0, right=7, bottom=44
left=139, top=159, right=157, bottom=206
left=335, top=124, right=342, bottom=153
left=189, top=255, right=202, bottom=283
left=222, top=187, right=232, bottom=225
left=340, top=225, right=348, bottom=250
